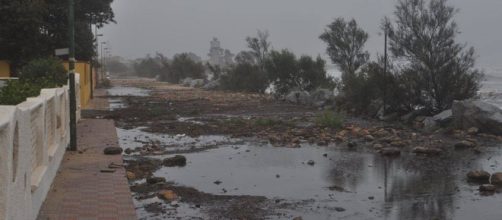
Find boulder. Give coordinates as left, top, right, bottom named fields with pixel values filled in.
left=181, top=77, right=193, bottom=87
left=379, top=147, right=401, bottom=156
left=104, top=147, right=123, bottom=155
left=285, top=90, right=311, bottom=105
left=163, top=155, right=187, bottom=167
left=491, top=172, right=502, bottom=185
left=412, top=147, right=442, bottom=155
left=466, top=170, right=491, bottom=182
left=202, top=80, right=220, bottom=90
left=454, top=140, right=477, bottom=149
left=433, top=109, right=453, bottom=126
left=479, top=184, right=496, bottom=192
left=422, top=117, right=438, bottom=132
left=146, top=176, right=167, bottom=184
left=190, top=79, right=205, bottom=88
left=158, top=190, right=178, bottom=201
left=310, top=89, right=335, bottom=107
left=452, top=100, right=502, bottom=135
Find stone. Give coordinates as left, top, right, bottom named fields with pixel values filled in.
left=347, top=141, right=357, bottom=148
left=365, top=135, right=375, bottom=141
left=412, top=147, right=442, bottom=155
left=202, top=80, right=220, bottom=90
left=285, top=90, right=312, bottom=105
left=334, top=207, right=346, bottom=212
left=479, top=184, right=496, bottom=192
left=158, top=190, right=178, bottom=201
left=163, top=155, right=187, bottom=167
left=124, top=148, right=133, bottom=154
left=307, top=160, right=315, bottom=166
left=422, top=117, right=438, bottom=132
left=213, top=180, right=222, bottom=185
left=466, top=170, right=491, bottom=182
left=452, top=100, right=502, bottom=135
left=467, top=127, right=479, bottom=135
left=491, top=172, right=502, bottom=185
left=454, top=140, right=477, bottom=149
left=373, top=143, right=384, bottom=150
left=126, top=171, right=136, bottom=180
left=146, top=176, right=166, bottom=184
left=310, top=88, right=335, bottom=107
left=103, top=147, right=123, bottom=155
left=433, top=109, right=453, bottom=125
left=380, top=147, right=401, bottom=156
left=293, top=217, right=303, bottom=220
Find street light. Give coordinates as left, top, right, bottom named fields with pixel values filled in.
left=68, top=0, right=77, bottom=151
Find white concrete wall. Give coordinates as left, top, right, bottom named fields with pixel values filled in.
left=0, top=74, right=81, bottom=220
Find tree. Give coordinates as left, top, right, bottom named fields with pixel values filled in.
left=160, top=53, right=205, bottom=83
left=389, top=0, right=483, bottom=113
left=0, top=0, right=115, bottom=74
left=265, top=50, right=330, bottom=95
left=320, top=18, right=369, bottom=77
left=220, top=63, right=268, bottom=93
left=246, top=30, right=271, bottom=69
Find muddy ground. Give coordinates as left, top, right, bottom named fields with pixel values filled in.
left=88, top=78, right=502, bottom=220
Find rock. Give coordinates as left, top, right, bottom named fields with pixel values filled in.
left=452, top=100, right=502, bottom=135
left=368, top=196, right=375, bottom=200
left=202, top=80, right=220, bottom=90
left=380, top=147, right=401, bottom=156
left=124, top=148, right=133, bottom=155
left=310, top=88, right=335, bottom=107
left=163, top=155, right=187, bottom=167
left=126, top=171, right=136, bottom=180
left=454, top=140, right=477, bottom=149
left=479, top=184, right=496, bottom=192
left=181, top=77, right=194, bottom=87
left=213, top=180, right=222, bottom=185
left=158, top=190, right=178, bottom=201
left=365, top=135, right=375, bottom=141
left=422, top=117, right=438, bottom=132
left=293, top=217, right=303, bottom=220
left=467, top=127, right=479, bottom=135
left=334, top=207, right=346, bottom=212
left=433, top=109, right=453, bottom=126
left=285, top=90, right=311, bottom=105
left=412, top=147, right=442, bottom=155
left=103, top=147, right=123, bottom=155
left=373, top=143, right=384, bottom=150
left=380, top=112, right=399, bottom=122
left=491, top=172, right=502, bottom=185
left=347, top=141, right=357, bottom=148
left=390, top=140, right=406, bottom=147
left=466, top=170, right=491, bottom=182
left=146, top=176, right=166, bottom=185
left=190, top=79, right=205, bottom=88
left=307, top=160, right=315, bottom=166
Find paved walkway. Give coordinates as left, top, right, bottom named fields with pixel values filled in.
left=37, top=89, right=137, bottom=220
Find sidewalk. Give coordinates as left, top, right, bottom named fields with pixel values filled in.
left=37, top=89, right=137, bottom=220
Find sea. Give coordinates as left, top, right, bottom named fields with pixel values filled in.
left=326, top=66, right=502, bottom=110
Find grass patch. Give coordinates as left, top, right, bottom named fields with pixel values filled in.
left=316, top=110, right=344, bottom=129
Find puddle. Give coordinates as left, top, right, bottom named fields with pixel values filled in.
left=108, top=86, right=150, bottom=97
left=117, top=127, right=241, bottom=152
left=151, top=141, right=502, bottom=220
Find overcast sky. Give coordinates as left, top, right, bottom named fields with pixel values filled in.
left=101, top=0, right=502, bottom=69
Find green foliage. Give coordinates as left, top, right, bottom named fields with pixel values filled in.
left=245, top=30, right=271, bottom=69
left=254, top=118, right=280, bottom=127
left=316, top=111, right=344, bottom=129
left=160, top=53, right=205, bottom=83
left=133, top=54, right=164, bottom=78
left=388, top=0, right=483, bottom=113
left=0, top=0, right=115, bottom=73
left=20, top=57, right=67, bottom=87
left=265, top=50, right=331, bottom=95
left=0, top=80, right=42, bottom=105
left=320, top=18, right=369, bottom=76
left=220, top=63, right=268, bottom=93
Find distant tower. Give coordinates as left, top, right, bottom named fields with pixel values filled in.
left=208, top=37, right=224, bottom=66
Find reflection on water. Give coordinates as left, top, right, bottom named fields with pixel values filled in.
left=149, top=140, right=502, bottom=220
left=108, top=86, right=150, bottom=97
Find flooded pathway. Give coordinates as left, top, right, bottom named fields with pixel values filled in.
left=106, top=79, right=502, bottom=220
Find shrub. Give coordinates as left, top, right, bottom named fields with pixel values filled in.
left=0, top=80, right=42, bottom=105
left=220, top=63, right=269, bottom=93
left=159, top=53, right=205, bottom=83
left=316, top=110, right=344, bottom=129
left=19, top=57, right=67, bottom=87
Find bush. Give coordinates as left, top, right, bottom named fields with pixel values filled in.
left=220, top=63, right=269, bottom=93
left=159, top=53, right=205, bottom=83
left=316, top=110, right=344, bottom=129
left=0, top=80, right=42, bottom=105
left=19, top=57, right=67, bottom=87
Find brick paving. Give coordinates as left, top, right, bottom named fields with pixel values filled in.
left=37, top=89, right=137, bottom=220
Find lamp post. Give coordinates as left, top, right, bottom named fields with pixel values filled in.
left=68, top=0, right=77, bottom=151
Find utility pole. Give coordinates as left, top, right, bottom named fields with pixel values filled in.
left=68, top=0, right=77, bottom=151
left=89, top=18, right=94, bottom=99
left=383, top=24, right=388, bottom=116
